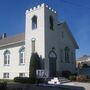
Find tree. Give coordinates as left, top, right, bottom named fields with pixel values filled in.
left=82, top=64, right=88, bottom=68
left=29, top=53, right=41, bottom=78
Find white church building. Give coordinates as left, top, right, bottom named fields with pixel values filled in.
left=0, top=3, right=79, bottom=79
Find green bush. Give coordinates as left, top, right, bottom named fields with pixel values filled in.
left=14, top=77, right=36, bottom=84
left=14, top=77, right=29, bottom=83
left=69, top=75, right=76, bottom=81
left=87, top=75, right=90, bottom=79
left=0, top=82, right=7, bottom=90
left=76, top=75, right=87, bottom=82
left=14, top=77, right=44, bottom=84
left=62, top=70, right=72, bottom=78
left=29, top=77, right=36, bottom=83
left=86, top=79, right=90, bottom=82
left=29, top=53, right=41, bottom=78
left=36, top=78, right=44, bottom=84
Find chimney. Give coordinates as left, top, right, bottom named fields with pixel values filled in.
left=2, top=33, right=7, bottom=39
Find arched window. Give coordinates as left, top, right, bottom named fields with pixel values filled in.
left=32, top=40, right=35, bottom=53
left=4, top=50, right=10, bottom=65
left=19, top=47, right=25, bottom=65
left=65, top=47, right=70, bottom=63
left=49, top=15, right=54, bottom=30
left=32, top=15, right=37, bottom=29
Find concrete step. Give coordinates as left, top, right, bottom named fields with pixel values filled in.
left=48, top=77, right=70, bottom=85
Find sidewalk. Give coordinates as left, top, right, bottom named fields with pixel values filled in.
left=62, top=82, right=90, bottom=90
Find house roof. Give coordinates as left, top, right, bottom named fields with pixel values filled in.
left=77, top=55, right=90, bottom=61
left=0, top=33, right=25, bottom=47
left=58, top=22, right=79, bottom=49
left=0, top=22, right=79, bottom=49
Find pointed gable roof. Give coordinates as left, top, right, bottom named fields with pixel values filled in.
left=58, top=22, right=79, bottom=49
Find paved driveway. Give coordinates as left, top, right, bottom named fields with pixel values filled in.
left=62, top=82, right=90, bottom=90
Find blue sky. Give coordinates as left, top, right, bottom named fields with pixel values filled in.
left=0, top=0, right=90, bottom=58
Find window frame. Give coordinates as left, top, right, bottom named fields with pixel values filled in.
left=19, top=47, right=25, bottom=65
left=4, top=50, right=10, bottom=66
left=60, top=49, right=63, bottom=63
left=32, top=15, right=37, bottom=30
left=31, top=39, right=35, bottom=53
left=49, top=15, right=54, bottom=30
left=65, top=47, right=70, bottom=63
left=61, top=31, right=64, bottom=39
left=19, top=73, right=25, bottom=77
left=3, top=73, right=9, bottom=79
left=71, top=52, right=74, bottom=64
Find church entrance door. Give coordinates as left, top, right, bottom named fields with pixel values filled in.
left=48, top=48, right=57, bottom=77
left=49, top=57, right=56, bottom=77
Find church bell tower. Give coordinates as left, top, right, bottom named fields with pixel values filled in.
left=25, top=3, right=58, bottom=77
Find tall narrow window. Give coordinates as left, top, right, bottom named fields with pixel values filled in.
left=65, top=47, right=70, bottom=63
left=19, top=47, right=25, bottom=65
left=32, top=15, right=37, bottom=29
left=71, top=52, right=74, bottom=64
left=49, top=15, right=54, bottom=30
left=61, top=31, right=64, bottom=39
left=4, top=50, right=10, bottom=66
left=32, top=40, right=35, bottom=53
left=60, top=49, right=63, bottom=63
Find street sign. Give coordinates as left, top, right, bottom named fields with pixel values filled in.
left=36, top=69, right=48, bottom=78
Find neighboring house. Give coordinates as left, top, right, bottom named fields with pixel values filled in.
left=76, top=55, right=90, bottom=76
left=76, top=55, right=90, bottom=68
left=0, top=3, right=79, bottom=79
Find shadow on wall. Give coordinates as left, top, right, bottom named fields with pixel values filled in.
left=39, top=56, right=45, bottom=69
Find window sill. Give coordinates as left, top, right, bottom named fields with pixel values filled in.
left=50, top=28, right=54, bottom=30
left=4, top=64, right=10, bottom=66
left=32, top=28, right=37, bottom=30
left=19, top=63, right=25, bottom=66
left=3, top=78, right=9, bottom=79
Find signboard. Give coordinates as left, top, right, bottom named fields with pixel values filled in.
left=36, top=69, right=48, bottom=78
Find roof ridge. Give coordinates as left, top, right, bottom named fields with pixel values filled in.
left=0, top=32, right=25, bottom=41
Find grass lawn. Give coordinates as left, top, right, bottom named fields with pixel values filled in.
left=0, top=79, right=14, bottom=83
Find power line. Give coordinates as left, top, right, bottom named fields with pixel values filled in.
left=60, top=0, right=90, bottom=10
